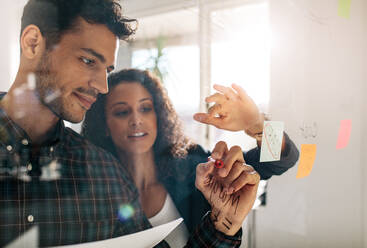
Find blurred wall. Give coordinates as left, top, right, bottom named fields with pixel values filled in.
left=255, top=0, right=367, bottom=247
left=0, top=1, right=26, bottom=92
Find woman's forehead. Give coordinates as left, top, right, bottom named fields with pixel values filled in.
left=107, top=82, right=152, bottom=105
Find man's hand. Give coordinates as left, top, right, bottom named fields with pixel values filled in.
left=193, top=84, right=263, bottom=135
left=195, top=141, right=260, bottom=235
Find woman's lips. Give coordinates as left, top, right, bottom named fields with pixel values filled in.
left=127, top=132, right=148, bottom=139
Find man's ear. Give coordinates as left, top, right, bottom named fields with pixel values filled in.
left=20, top=25, right=45, bottom=59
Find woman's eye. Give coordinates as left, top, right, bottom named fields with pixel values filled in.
left=114, top=111, right=129, bottom=116
left=141, top=107, right=152, bottom=112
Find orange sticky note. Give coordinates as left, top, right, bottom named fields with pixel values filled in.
left=296, top=144, right=317, bottom=179
left=336, top=119, right=352, bottom=149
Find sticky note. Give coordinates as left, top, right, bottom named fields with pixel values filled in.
left=296, top=144, right=317, bottom=179
left=336, top=119, right=352, bottom=149
left=260, top=121, right=284, bottom=162
left=338, top=0, right=351, bottom=19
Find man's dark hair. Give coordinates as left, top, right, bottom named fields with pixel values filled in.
left=21, top=0, right=137, bottom=49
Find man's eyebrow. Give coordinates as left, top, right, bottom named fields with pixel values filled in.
left=81, top=48, right=106, bottom=63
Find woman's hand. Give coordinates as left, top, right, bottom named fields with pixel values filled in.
left=195, top=141, right=260, bottom=235
left=193, top=84, right=264, bottom=136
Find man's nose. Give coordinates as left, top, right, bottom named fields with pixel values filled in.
left=89, top=72, right=108, bottom=94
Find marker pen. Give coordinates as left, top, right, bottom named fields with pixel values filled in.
left=207, top=156, right=224, bottom=168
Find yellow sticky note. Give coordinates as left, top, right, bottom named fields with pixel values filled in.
left=338, top=0, right=351, bottom=19
left=296, top=144, right=317, bottom=179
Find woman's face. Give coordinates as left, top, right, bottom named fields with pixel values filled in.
left=105, top=82, right=157, bottom=155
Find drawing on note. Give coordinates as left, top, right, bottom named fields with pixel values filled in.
left=260, top=121, right=284, bottom=162
left=299, top=121, right=318, bottom=139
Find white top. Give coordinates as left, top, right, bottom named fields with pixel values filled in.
left=148, top=194, right=189, bottom=247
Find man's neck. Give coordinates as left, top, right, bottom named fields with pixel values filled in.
left=2, top=79, right=60, bottom=145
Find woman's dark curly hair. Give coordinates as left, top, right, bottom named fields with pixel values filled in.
left=82, top=69, right=195, bottom=175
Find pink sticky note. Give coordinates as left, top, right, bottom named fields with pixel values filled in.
left=336, top=119, right=352, bottom=149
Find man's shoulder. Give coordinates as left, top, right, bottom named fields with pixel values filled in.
left=61, top=127, right=134, bottom=186
left=62, top=127, right=117, bottom=161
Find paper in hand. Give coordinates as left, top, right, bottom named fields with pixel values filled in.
left=49, top=218, right=183, bottom=248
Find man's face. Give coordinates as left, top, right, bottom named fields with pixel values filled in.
left=35, top=18, right=119, bottom=123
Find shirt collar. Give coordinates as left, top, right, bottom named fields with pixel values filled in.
left=0, top=92, right=65, bottom=149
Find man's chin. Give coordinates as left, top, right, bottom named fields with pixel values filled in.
left=65, top=115, right=85, bottom=124
left=65, top=118, right=83, bottom=124
left=46, top=100, right=86, bottom=124
left=61, top=110, right=86, bottom=124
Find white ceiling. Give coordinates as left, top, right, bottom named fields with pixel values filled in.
left=131, top=7, right=199, bottom=42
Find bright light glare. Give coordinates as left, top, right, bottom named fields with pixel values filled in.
left=132, top=46, right=201, bottom=143
left=132, top=46, right=200, bottom=111
left=211, top=2, right=270, bottom=107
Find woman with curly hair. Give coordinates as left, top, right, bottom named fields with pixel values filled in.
left=82, top=69, right=299, bottom=247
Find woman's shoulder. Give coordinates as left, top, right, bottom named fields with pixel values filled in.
left=187, top=144, right=209, bottom=161
left=173, top=145, right=209, bottom=173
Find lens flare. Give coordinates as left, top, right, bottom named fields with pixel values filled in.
left=117, top=204, right=135, bottom=222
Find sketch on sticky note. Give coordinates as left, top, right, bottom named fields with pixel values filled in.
left=260, top=121, right=284, bottom=162
left=263, top=123, right=282, bottom=159
left=299, top=122, right=318, bottom=139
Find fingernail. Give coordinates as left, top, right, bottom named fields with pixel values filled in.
left=211, top=152, right=219, bottom=158
left=207, top=156, right=215, bottom=163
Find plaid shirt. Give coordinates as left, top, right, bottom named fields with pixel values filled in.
left=0, top=101, right=241, bottom=247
